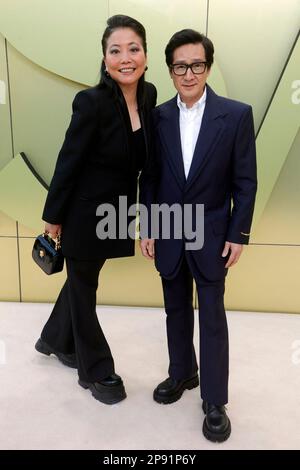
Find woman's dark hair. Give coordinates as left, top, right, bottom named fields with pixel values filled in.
left=101, top=14, right=147, bottom=56
left=99, top=14, right=147, bottom=86
left=165, top=29, right=214, bottom=69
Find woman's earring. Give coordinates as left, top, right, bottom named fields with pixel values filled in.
left=145, top=65, right=148, bottom=71
left=105, top=68, right=110, bottom=77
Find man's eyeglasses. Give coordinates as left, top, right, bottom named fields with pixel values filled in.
left=170, top=62, right=207, bottom=76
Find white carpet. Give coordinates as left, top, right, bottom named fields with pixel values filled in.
left=0, top=302, right=299, bottom=450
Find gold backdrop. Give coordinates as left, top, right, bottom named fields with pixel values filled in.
left=0, top=0, right=299, bottom=312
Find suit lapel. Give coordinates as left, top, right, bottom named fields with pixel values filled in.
left=157, top=97, right=186, bottom=189
left=185, top=85, right=227, bottom=191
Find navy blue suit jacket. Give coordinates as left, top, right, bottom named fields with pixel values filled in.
left=140, top=85, right=257, bottom=281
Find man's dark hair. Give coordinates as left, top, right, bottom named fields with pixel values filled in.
left=165, top=29, right=214, bottom=69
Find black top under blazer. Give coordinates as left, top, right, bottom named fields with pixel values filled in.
left=42, top=77, right=157, bottom=260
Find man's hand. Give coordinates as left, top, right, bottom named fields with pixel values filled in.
left=222, top=241, right=243, bottom=268
left=45, top=222, right=62, bottom=239
left=140, top=239, right=155, bottom=260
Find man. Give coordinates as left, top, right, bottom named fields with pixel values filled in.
left=140, top=29, right=257, bottom=442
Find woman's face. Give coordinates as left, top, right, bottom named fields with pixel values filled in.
left=104, top=27, right=147, bottom=88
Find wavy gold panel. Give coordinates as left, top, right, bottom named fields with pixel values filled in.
left=253, top=129, right=300, bottom=244
left=208, top=0, right=300, bottom=127
left=7, top=43, right=84, bottom=184
left=0, top=0, right=109, bottom=85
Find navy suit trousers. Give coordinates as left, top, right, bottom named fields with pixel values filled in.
left=161, top=253, right=229, bottom=405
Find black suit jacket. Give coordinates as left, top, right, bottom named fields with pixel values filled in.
left=43, top=78, right=157, bottom=259
left=141, top=85, right=257, bottom=280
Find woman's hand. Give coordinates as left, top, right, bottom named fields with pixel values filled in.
left=45, top=222, right=62, bottom=239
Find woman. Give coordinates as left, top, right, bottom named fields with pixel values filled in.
left=35, top=15, right=157, bottom=405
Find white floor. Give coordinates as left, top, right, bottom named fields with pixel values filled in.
left=0, top=302, right=299, bottom=450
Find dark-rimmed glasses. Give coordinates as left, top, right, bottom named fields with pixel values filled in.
left=170, top=62, right=207, bottom=76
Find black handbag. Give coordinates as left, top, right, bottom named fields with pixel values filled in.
left=32, top=232, right=64, bottom=275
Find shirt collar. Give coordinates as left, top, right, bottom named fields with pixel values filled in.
left=177, top=86, right=207, bottom=111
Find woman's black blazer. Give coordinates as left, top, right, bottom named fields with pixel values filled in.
left=42, top=78, right=157, bottom=260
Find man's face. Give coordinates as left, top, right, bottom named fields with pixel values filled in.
left=170, top=43, right=210, bottom=108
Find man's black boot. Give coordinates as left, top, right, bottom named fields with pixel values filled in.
left=202, top=400, right=231, bottom=442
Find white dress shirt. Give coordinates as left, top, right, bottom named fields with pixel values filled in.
left=177, top=87, right=207, bottom=179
